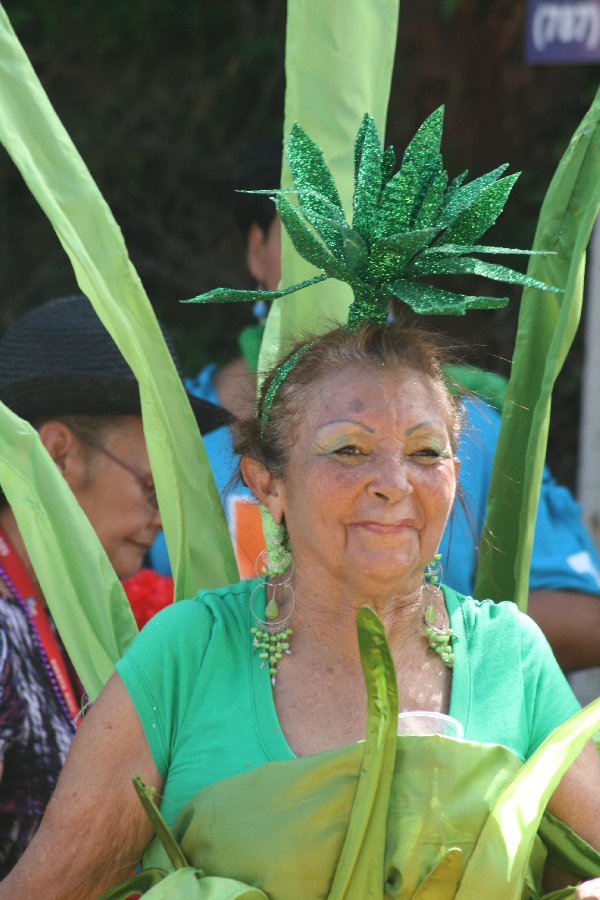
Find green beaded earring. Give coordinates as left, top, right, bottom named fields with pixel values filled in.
left=422, top=554, right=454, bottom=669
left=250, top=505, right=295, bottom=684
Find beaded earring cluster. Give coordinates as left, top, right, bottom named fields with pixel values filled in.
left=422, top=553, right=454, bottom=669
left=250, top=505, right=295, bottom=684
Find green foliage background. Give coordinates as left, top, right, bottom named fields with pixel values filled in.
left=0, top=0, right=597, bottom=485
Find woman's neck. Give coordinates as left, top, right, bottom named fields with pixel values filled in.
left=287, top=563, right=427, bottom=662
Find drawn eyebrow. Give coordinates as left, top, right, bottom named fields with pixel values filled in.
left=316, top=419, right=375, bottom=433
left=405, top=420, right=440, bottom=435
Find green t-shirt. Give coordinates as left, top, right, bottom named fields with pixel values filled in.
left=116, top=579, right=579, bottom=826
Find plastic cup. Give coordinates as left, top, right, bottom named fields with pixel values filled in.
left=397, top=711, right=464, bottom=739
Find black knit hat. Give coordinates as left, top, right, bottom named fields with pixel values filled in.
left=0, top=295, right=231, bottom=434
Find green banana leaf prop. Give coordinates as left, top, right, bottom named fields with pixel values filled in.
left=0, top=405, right=137, bottom=697
left=474, top=87, right=600, bottom=608
left=259, top=0, right=400, bottom=373
left=103, top=609, right=600, bottom=898
left=0, top=4, right=238, bottom=693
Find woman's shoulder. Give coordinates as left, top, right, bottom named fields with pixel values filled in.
left=117, top=578, right=258, bottom=686
left=443, top=585, right=549, bottom=650
left=129, top=578, right=257, bottom=642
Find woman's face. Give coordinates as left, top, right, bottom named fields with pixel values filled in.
left=272, top=363, right=459, bottom=595
left=69, top=416, right=162, bottom=579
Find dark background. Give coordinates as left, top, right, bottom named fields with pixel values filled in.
left=0, top=0, right=597, bottom=487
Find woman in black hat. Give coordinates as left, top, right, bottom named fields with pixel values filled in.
left=0, top=294, right=227, bottom=876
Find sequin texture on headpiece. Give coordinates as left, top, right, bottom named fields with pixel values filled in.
left=186, top=106, right=559, bottom=420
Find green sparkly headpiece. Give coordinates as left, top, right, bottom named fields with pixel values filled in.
left=187, top=106, right=558, bottom=422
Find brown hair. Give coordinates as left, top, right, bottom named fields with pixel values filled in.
left=234, top=322, right=462, bottom=478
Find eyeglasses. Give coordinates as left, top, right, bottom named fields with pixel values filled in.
left=73, top=433, right=158, bottom=509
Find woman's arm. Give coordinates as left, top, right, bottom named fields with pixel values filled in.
left=0, top=672, right=163, bottom=900
left=545, top=741, right=600, bottom=895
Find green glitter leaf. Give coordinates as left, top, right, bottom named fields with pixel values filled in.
left=276, top=194, right=349, bottom=279
left=409, top=255, right=561, bottom=293
left=442, top=169, right=468, bottom=208
left=353, top=114, right=383, bottom=239
left=184, top=274, right=328, bottom=305
left=342, top=228, right=369, bottom=275
left=413, top=169, right=449, bottom=230
left=440, top=164, right=509, bottom=226
left=294, top=205, right=351, bottom=260
left=442, top=172, right=520, bottom=245
left=286, top=122, right=344, bottom=251
left=353, top=114, right=371, bottom=184
left=367, top=227, right=438, bottom=281
left=391, top=278, right=509, bottom=315
left=381, top=144, right=396, bottom=184
left=375, top=159, right=421, bottom=238
left=256, top=187, right=348, bottom=228
left=402, top=106, right=445, bottom=174
left=423, top=243, right=554, bottom=257
left=402, top=106, right=445, bottom=228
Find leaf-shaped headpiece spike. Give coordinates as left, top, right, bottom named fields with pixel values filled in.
left=184, top=109, right=560, bottom=426
left=352, top=114, right=383, bottom=239
left=285, top=121, right=346, bottom=255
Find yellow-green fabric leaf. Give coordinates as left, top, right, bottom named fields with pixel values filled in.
left=0, top=4, right=238, bottom=619
left=475, top=86, right=600, bottom=606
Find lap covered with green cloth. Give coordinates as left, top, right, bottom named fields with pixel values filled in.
left=105, top=607, right=600, bottom=900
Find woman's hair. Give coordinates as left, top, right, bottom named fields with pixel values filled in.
left=234, top=322, right=463, bottom=478
left=0, top=414, right=127, bottom=509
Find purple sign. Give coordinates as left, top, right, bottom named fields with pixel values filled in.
left=526, top=0, right=600, bottom=62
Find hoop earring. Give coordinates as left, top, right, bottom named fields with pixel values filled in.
left=421, top=554, right=454, bottom=668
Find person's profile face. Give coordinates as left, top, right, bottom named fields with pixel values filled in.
left=246, top=216, right=281, bottom=289
left=71, top=416, right=162, bottom=579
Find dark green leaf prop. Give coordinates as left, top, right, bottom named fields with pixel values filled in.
left=186, top=107, right=559, bottom=329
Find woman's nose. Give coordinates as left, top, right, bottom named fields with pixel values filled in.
left=367, top=456, right=413, bottom=503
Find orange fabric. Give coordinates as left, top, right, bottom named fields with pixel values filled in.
left=230, top=499, right=266, bottom=580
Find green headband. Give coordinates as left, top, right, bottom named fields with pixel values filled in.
left=187, top=106, right=559, bottom=423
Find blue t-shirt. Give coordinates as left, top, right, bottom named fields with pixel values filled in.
left=150, top=368, right=600, bottom=599
left=440, top=397, right=600, bottom=596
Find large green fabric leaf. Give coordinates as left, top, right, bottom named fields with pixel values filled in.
left=0, top=4, right=238, bottom=689
left=0, top=406, right=137, bottom=700
left=475, top=86, right=600, bottom=606
left=458, top=697, right=600, bottom=898
left=259, top=0, right=401, bottom=362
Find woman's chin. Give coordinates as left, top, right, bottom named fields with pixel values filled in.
left=343, top=552, right=423, bottom=593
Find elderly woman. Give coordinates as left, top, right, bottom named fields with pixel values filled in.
left=1, top=321, right=600, bottom=898
left=0, top=294, right=227, bottom=876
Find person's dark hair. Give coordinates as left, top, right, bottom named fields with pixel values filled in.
left=234, top=322, right=463, bottom=478
left=233, top=138, right=282, bottom=240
